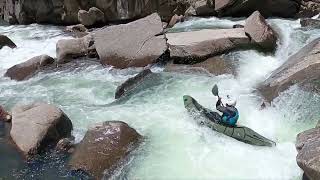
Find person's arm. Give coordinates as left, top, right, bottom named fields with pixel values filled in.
left=216, top=97, right=227, bottom=113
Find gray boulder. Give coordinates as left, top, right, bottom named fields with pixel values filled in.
left=69, top=121, right=141, bottom=179
left=296, top=127, right=320, bottom=180
left=5, top=55, right=55, bottom=81
left=165, top=56, right=235, bottom=75
left=78, top=7, right=105, bottom=27
left=56, top=34, right=96, bottom=64
left=10, top=102, right=73, bottom=157
left=258, top=37, right=320, bottom=102
left=94, top=13, right=168, bottom=69
left=244, top=11, right=277, bottom=50
left=167, top=28, right=250, bottom=64
left=0, top=35, right=16, bottom=49
left=193, top=0, right=216, bottom=16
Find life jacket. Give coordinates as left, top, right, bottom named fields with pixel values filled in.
left=222, top=106, right=239, bottom=126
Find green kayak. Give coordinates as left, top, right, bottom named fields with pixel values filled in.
left=183, top=95, right=276, bottom=147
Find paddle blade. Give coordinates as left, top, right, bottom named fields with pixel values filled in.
left=212, top=84, right=219, bottom=96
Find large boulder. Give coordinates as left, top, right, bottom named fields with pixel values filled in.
left=94, top=13, right=168, bottom=69
left=78, top=7, right=105, bottom=27
left=0, top=35, right=16, bottom=49
left=296, top=127, right=320, bottom=180
left=258, top=37, right=320, bottom=102
left=5, top=55, right=55, bottom=81
left=10, top=102, right=73, bottom=157
left=56, top=34, right=96, bottom=64
left=167, top=28, right=250, bottom=64
left=300, top=18, right=320, bottom=29
left=244, top=11, right=277, bottom=51
left=215, top=0, right=299, bottom=18
left=69, top=121, right=141, bottom=179
left=165, top=56, right=236, bottom=75
left=193, top=0, right=216, bottom=16
left=298, top=0, right=320, bottom=18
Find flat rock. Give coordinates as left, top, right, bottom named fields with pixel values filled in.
left=167, top=28, right=250, bottom=64
left=94, top=13, right=168, bottom=69
left=10, top=102, right=73, bottom=157
left=258, top=37, right=320, bottom=102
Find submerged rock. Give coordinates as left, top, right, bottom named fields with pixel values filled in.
left=0, top=35, right=16, bottom=49
left=167, top=28, right=250, bottom=64
left=94, top=13, right=168, bottom=69
left=244, top=11, right=277, bottom=51
left=10, top=102, right=73, bottom=158
left=215, top=0, right=299, bottom=18
left=165, top=56, right=236, bottom=75
left=78, top=7, right=105, bottom=27
left=258, top=37, right=320, bottom=102
left=69, top=121, right=141, bottom=179
left=296, top=127, right=320, bottom=180
left=5, top=55, right=55, bottom=81
left=56, top=34, right=96, bottom=64
left=300, top=18, right=320, bottom=29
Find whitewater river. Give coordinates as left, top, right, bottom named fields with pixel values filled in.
left=0, top=17, right=320, bottom=179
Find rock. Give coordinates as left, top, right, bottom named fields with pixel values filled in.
left=185, top=6, right=197, bottom=16
left=165, top=56, right=235, bottom=75
left=65, top=24, right=89, bottom=38
left=55, top=137, right=75, bottom=153
left=194, top=0, right=216, bottom=16
left=78, top=7, right=105, bottom=27
left=115, top=69, right=153, bottom=99
left=5, top=55, right=55, bottom=81
left=10, top=102, right=73, bottom=157
left=0, top=35, right=16, bottom=49
left=94, top=13, right=168, bottom=69
left=69, top=121, right=141, bottom=179
left=300, top=18, right=320, bottom=29
left=298, top=0, right=320, bottom=18
left=258, top=37, right=320, bottom=102
left=296, top=127, right=320, bottom=180
left=215, top=0, right=299, bottom=18
left=233, top=24, right=244, bottom=28
left=56, top=34, right=96, bottom=64
left=167, top=28, right=250, bottom=64
left=0, top=105, right=11, bottom=122
left=244, top=11, right=277, bottom=50
left=167, top=14, right=184, bottom=28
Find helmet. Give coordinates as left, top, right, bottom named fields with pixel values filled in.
left=225, top=95, right=237, bottom=106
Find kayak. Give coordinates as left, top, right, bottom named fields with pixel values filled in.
left=183, top=95, right=276, bottom=147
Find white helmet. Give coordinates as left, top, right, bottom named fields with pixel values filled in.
left=225, top=95, right=237, bottom=106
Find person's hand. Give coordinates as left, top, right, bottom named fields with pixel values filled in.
left=218, top=96, right=222, bottom=100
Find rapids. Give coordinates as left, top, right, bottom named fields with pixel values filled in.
left=0, top=17, right=320, bottom=179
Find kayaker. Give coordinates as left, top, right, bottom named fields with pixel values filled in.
left=216, top=95, right=239, bottom=127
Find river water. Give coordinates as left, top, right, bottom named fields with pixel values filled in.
left=0, top=17, right=320, bottom=179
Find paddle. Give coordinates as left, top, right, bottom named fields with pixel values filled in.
left=212, top=84, right=219, bottom=97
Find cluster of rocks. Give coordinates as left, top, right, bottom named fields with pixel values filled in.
left=0, top=102, right=142, bottom=179
left=0, top=0, right=319, bottom=25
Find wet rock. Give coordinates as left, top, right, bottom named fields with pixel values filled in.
left=0, top=105, right=11, bottom=122
left=69, top=121, right=141, bottom=179
left=258, top=37, right=320, bottom=102
left=165, top=56, right=235, bottom=75
left=94, top=13, right=168, bottom=69
left=167, top=14, right=184, bottom=28
left=5, top=55, right=55, bottom=81
left=167, top=28, right=250, bottom=64
left=55, top=137, right=75, bottom=153
left=10, top=102, right=73, bottom=157
left=115, top=69, right=153, bottom=99
left=78, top=7, right=105, bottom=27
left=296, top=127, right=320, bottom=180
left=215, top=0, right=299, bottom=18
left=233, top=24, right=244, bottom=28
left=56, top=34, right=96, bottom=64
left=0, top=35, right=16, bottom=49
left=244, top=11, right=277, bottom=51
left=297, top=0, right=320, bottom=18
left=300, top=18, right=320, bottom=29
left=65, top=24, right=89, bottom=38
